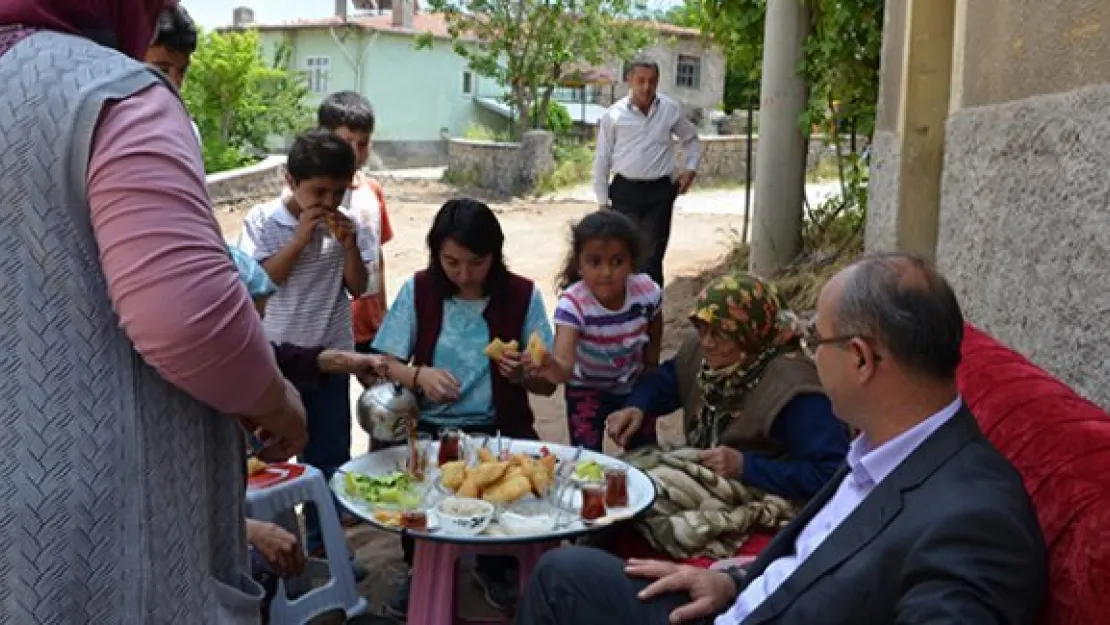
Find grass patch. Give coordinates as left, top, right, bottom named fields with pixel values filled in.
left=535, top=142, right=595, bottom=194
left=462, top=123, right=514, bottom=142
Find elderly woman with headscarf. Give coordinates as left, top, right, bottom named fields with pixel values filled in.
left=0, top=1, right=308, bottom=623
left=606, top=273, right=849, bottom=560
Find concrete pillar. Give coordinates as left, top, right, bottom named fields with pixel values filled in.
left=749, top=0, right=811, bottom=276
left=893, top=0, right=957, bottom=260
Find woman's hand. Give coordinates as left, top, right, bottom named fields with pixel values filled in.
left=247, top=379, right=308, bottom=462
left=497, top=348, right=526, bottom=383
left=350, top=353, right=389, bottom=381
left=625, top=559, right=737, bottom=623
left=605, top=407, right=645, bottom=448
left=416, top=367, right=461, bottom=404
left=246, top=519, right=306, bottom=577
left=697, top=446, right=743, bottom=478
left=522, top=350, right=563, bottom=384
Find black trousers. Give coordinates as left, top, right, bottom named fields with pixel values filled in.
left=514, top=546, right=707, bottom=625
left=609, top=175, right=680, bottom=288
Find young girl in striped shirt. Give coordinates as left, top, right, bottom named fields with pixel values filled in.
left=529, top=210, right=663, bottom=450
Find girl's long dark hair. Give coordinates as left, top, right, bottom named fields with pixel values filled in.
left=426, top=197, right=510, bottom=296
left=556, top=210, right=645, bottom=291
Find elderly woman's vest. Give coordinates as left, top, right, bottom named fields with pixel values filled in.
left=411, top=269, right=538, bottom=438
left=672, top=332, right=825, bottom=453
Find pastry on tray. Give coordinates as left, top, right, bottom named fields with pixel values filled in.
left=439, top=450, right=558, bottom=504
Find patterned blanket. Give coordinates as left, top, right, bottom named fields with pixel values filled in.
left=623, top=447, right=797, bottom=560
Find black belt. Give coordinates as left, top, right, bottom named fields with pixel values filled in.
left=614, top=174, right=672, bottom=185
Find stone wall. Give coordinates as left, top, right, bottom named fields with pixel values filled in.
left=373, top=140, right=448, bottom=169
left=445, top=131, right=556, bottom=196
left=677, top=135, right=859, bottom=185
left=937, top=85, right=1110, bottom=410
left=206, top=155, right=286, bottom=210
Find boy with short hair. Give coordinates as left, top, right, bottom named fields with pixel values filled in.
left=145, top=5, right=200, bottom=142
left=145, top=5, right=197, bottom=90
left=238, top=129, right=371, bottom=551
left=317, top=91, right=395, bottom=355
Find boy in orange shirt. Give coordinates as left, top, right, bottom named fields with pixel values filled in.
left=318, top=92, right=394, bottom=361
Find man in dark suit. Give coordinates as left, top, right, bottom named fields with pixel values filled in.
left=515, top=253, right=1048, bottom=625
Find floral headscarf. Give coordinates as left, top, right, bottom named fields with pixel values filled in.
left=688, top=273, right=802, bottom=448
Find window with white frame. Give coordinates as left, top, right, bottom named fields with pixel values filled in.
left=675, top=55, right=701, bottom=89
left=303, top=56, right=330, bottom=94
left=462, top=70, right=474, bottom=95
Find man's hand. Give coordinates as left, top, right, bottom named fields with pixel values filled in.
left=246, top=519, right=306, bottom=577
left=251, top=380, right=308, bottom=462
left=293, top=207, right=323, bottom=247
left=698, top=446, right=743, bottom=478
left=626, top=559, right=737, bottom=623
left=676, top=171, right=697, bottom=195
left=605, top=407, right=645, bottom=448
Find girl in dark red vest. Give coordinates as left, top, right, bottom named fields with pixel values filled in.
left=372, top=197, right=556, bottom=617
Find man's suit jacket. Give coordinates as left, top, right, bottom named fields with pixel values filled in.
left=734, top=407, right=1048, bottom=625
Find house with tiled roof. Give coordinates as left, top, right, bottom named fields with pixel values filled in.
left=224, top=1, right=723, bottom=168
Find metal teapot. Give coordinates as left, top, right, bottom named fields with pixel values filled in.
left=356, top=382, right=420, bottom=444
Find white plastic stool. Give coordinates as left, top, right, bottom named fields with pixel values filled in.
left=246, top=463, right=368, bottom=624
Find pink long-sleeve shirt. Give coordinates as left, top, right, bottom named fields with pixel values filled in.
left=87, top=84, right=278, bottom=414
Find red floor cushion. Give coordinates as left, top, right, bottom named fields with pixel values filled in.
left=957, top=324, right=1110, bottom=625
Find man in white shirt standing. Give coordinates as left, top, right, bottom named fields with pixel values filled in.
left=514, top=253, right=1047, bottom=625
left=594, top=59, right=701, bottom=287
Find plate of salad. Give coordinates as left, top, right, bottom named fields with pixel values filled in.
left=342, top=470, right=429, bottom=510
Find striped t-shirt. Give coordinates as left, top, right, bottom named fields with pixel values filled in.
left=554, top=273, right=662, bottom=394
left=238, top=197, right=374, bottom=350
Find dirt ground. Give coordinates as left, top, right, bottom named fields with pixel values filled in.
left=219, top=178, right=739, bottom=621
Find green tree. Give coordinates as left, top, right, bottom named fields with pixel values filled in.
left=182, top=29, right=312, bottom=173
left=419, top=0, right=650, bottom=136
left=668, top=0, right=881, bottom=134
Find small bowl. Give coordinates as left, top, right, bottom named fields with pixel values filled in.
left=435, top=497, right=494, bottom=536
left=500, top=500, right=556, bottom=535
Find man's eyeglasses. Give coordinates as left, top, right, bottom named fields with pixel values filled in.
left=801, top=322, right=882, bottom=363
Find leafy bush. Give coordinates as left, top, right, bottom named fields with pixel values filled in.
left=182, top=29, right=311, bottom=173
left=536, top=142, right=594, bottom=194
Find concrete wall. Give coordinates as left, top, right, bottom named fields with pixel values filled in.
left=205, top=155, right=286, bottom=207
left=937, top=84, right=1110, bottom=409
left=868, top=0, right=1110, bottom=408
left=445, top=131, right=556, bottom=196
left=864, top=0, right=906, bottom=251
left=958, top=0, right=1110, bottom=108
left=680, top=135, right=858, bottom=185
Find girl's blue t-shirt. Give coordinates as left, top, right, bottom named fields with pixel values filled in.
left=372, top=276, right=554, bottom=428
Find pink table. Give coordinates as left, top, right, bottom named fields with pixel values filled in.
left=408, top=535, right=561, bottom=625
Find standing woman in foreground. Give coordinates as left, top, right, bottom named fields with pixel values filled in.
left=0, top=1, right=306, bottom=623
